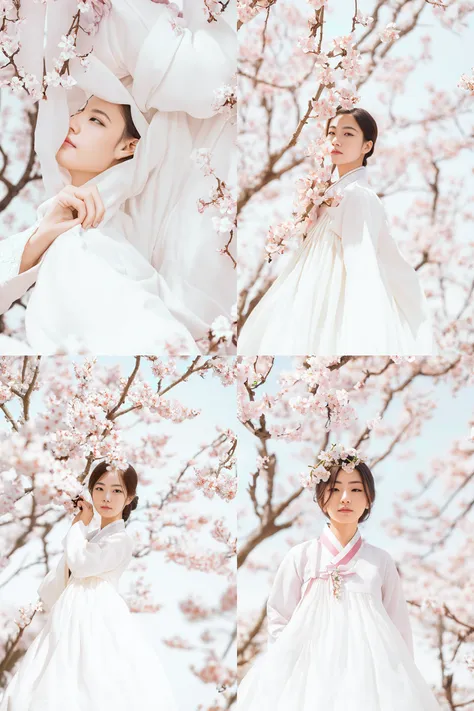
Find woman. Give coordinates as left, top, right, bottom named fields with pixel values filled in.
left=0, top=462, right=177, bottom=711
left=0, top=0, right=236, bottom=355
left=238, top=108, right=434, bottom=356
left=0, top=95, right=200, bottom=355
left=237, top=445, right=441, bottom=711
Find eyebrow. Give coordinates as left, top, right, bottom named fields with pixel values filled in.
left=91, top=108, right=111, bottom=123
left=95, top=482, right=123, bottom=488
left=334, top=480, right=362, bottom=485
left=328, top=125, right=357, bottom=131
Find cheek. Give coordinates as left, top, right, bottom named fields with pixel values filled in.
left=77, top=129, right=117, bottom=170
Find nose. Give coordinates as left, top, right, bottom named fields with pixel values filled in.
left=332, top=136, right=340, bottom=146
left=340, top=488, right=351, bottom=503
left=104, top=492, right=111, bottom=502
left=69, top=113, right=80, bottom=134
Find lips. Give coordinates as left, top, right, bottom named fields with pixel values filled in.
left=63, top=136, right=76, bottom=148
left=101, top=505, right=112, bottom=510
left=338, top=508, right=353, bottom=512
left=331, top=150, right=342, bottom=155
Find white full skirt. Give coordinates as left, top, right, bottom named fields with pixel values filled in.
left=238, top=581, right=441, bottom=711
left=0, top=577, right=177, bottom=711
left=238, top=214, right=430, bottom=356
left=24, top=227, right=201, bottom=355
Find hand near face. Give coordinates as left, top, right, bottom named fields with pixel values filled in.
left=41, top=184, right=105, bottom=237
left=72, top=496, right=94, bottom=526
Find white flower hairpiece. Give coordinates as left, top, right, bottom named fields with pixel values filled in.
left=305, top=443, right=364, bottom=486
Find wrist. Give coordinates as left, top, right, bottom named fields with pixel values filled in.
left=35, top=221, right=58, bottom=246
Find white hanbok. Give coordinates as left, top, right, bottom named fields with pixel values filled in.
left=0, top=0, right=236, bottom=355
left=238, top=167, right=434, bottom=356
left=238, top=526, right=441, bottom=711
left=0, top=214, right=201, bottom=355
left=0, top=520, right=177, bottom=711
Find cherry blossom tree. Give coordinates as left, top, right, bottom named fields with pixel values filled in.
left=236, top=354, right=474, bottom=710
left=0, top=354, right=237, bottom=711
left=237, top=0, right=474, bottom=355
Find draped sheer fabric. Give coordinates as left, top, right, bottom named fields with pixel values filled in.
left=0, top=0, right=236, bottom=354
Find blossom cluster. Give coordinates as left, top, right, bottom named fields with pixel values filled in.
left=301, top=442, right=364, bottom=488
left=193, top=148, right=237, bottom=269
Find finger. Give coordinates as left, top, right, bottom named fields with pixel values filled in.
left=57, top=216, right=83, bottom=234
left=92, top=189, right=105, bottom=227
left=81, top=193, right=97, bottom=230
left=59, top=195, right=87, bottom=224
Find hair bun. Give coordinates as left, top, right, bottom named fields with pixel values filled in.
left=130, top=495, right=139, bottom=510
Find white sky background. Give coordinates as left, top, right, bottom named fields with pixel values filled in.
left=237, top=356, right=474, bottom=692
left=0, top=356, right=237, bottom=711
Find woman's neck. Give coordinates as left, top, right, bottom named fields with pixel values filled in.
left=70, top=170, right=98, bottom=187
left=100, top=515, right=123, bottom=530
left=328, top=520, right=358, bottom=547
left=336, top=159, right=365, bottom=179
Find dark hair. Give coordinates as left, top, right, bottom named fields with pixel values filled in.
left=119, top=104, right=141, bottom=162
left=88, top=461, right=139, bottom=522
left=314, top=462, right=376, bottom=523
left=326, top=107, right=378, bottom=166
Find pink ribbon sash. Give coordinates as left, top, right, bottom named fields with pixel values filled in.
left=305, top=527, right=363, bottom=601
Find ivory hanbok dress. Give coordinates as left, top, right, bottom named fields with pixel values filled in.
left=238, top=167, right=434, bottom=356
left=237, top=525, right=441, bottom=711
left=0, top=0, right=236, bottom=355
left=0, top=520, right=177, bottom=711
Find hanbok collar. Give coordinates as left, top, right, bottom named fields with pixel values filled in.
left=320, top=524, right=363, bottom=564
left=316, top=524, right=363, bottom=600
left=88, top=519, right=125, bottom=544
left=324, top=166, right=368, bottom=198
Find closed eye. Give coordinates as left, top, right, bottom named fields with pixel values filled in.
left=90, top=117, right=105, bottom=126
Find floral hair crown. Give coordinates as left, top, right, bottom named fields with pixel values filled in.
left=307, top=443, right=364, bottom=485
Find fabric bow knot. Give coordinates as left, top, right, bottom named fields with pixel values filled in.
left=318, top=563, right=356, bottom=600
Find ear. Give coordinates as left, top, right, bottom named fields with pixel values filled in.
left=117, top=138, right=139, bottom=161
left=363, top=140, right=373, bottom=154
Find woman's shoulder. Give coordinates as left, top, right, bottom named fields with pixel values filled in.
left=282, top=538, right=319, bottom=564
left=343, top=180, right=383, bottom=209
left=362, top=540, right=396, bottom=566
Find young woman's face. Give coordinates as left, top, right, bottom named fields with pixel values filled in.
left=322, top=468, right=369, bottom=525
left=327, top=114, right=372, bottom=167
left=56, top=96, right=137, bottom=180
left=91, top=470, right=133, bottom=521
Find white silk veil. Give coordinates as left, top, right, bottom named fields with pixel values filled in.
left=14, top=0, right=236, bottom=336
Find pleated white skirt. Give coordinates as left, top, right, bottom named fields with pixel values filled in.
left=238, top=580, right=441, bottom=711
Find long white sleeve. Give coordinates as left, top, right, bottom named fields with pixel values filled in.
left=267, top=547, right=304, bottom=645
left=65, top=521, right=133, bottom=579
left=381, top=553, right=414, bottom=657
left=330, top=187, right=393, bottom=350
left=327, top=185, right=433, bottom=354
left=0, top=228, right=40, bottom=315
left=37, top=552, right=68, bottom=613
